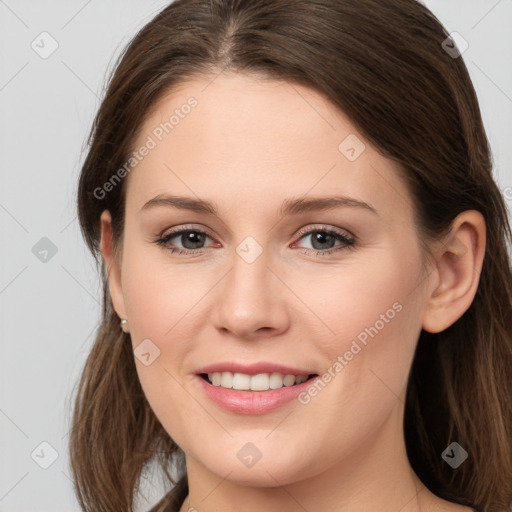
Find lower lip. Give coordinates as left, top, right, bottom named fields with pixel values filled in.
left=195, top=375, right=318, bottom=415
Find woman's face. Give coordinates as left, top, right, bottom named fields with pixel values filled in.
left=105, top=72, right=432, bottom=486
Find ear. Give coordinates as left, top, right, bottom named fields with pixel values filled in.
left=100, top=210, right=128, bottom=327
left=421, top=210, right=486, bottom=333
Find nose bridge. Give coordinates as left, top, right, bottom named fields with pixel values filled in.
left=213, top=236, right=289, bottom=336
left=231, top=240, right=269, bottom=297
left=226, top=239, right=274, bottom=310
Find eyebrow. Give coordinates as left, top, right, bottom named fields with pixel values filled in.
left=140, top=194, right=378, bottom=216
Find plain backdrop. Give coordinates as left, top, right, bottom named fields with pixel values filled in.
left=1, top=1, right=511, bottom=511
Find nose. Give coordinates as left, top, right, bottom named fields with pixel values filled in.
left=213, top=245, right=291, bottom=340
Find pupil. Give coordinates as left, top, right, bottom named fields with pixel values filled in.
left=311, top=232, right=335, bottom=250
left=182, top=231, right=205, bottom=249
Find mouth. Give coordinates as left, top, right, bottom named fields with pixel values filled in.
left=194, top=365, right=320, bottom=415
left=199, top=371, right=318, bottom=391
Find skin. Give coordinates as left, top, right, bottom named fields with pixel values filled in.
left=100, top=72, right=485, bottom=512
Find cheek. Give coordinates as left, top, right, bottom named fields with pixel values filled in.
left=118, top=242, right=221, bottom=444
left=307, top=244, right=424, bottom=404
left=304, top=243, right=421, bottom=353
left=120, top=241, right=212, bottom=339
left=280, top=255, right=423, bottom=475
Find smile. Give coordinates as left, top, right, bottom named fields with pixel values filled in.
left=202, top=372, right=313, bottom=390
left=194, top=363, right=319, bottom=415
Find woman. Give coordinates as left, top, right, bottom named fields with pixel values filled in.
left=70, top=1, right=512, bottom=511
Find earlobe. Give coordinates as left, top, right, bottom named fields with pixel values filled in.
left=421, top=210, right=486, bottom=334
left=99, top=210, right=127, bottom=322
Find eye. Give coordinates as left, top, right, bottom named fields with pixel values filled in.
left=154, top=226, right=218, bottom=255
left=292, top=226, right=355, bottom=256
left=154, top=224, right=355, bottom=257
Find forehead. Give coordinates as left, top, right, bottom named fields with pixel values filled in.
left=124, top=72, right=413, bottom=225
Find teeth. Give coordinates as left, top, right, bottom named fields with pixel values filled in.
left=295, top=375, right=308, bottom=384
left=232, top=373, right=251, bottom=390
left=250, top=373, right=269, bottom=391
left=206, top=372, right=310, bottom=391
left=283, top=374, right=296, bottom=386
left=220, top=372, right=233, bottom=388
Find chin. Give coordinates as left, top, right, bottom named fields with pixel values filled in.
left=189, top=441, right=318, bottom=487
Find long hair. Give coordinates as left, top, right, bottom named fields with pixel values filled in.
left=71, top=1, right=512, bottom=511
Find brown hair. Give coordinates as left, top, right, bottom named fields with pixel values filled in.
left=71, top=1, right=512, bottom=511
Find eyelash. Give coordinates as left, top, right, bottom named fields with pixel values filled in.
left=154, top=224, right=356, bottom=258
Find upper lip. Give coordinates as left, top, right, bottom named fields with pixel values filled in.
left=196, top=362, right=315, bottom=376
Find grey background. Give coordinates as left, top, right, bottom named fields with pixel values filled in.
left=1, top=1, right=511, bottom=511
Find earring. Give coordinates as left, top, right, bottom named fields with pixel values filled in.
left=120, top=318, right=129, bottom=333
